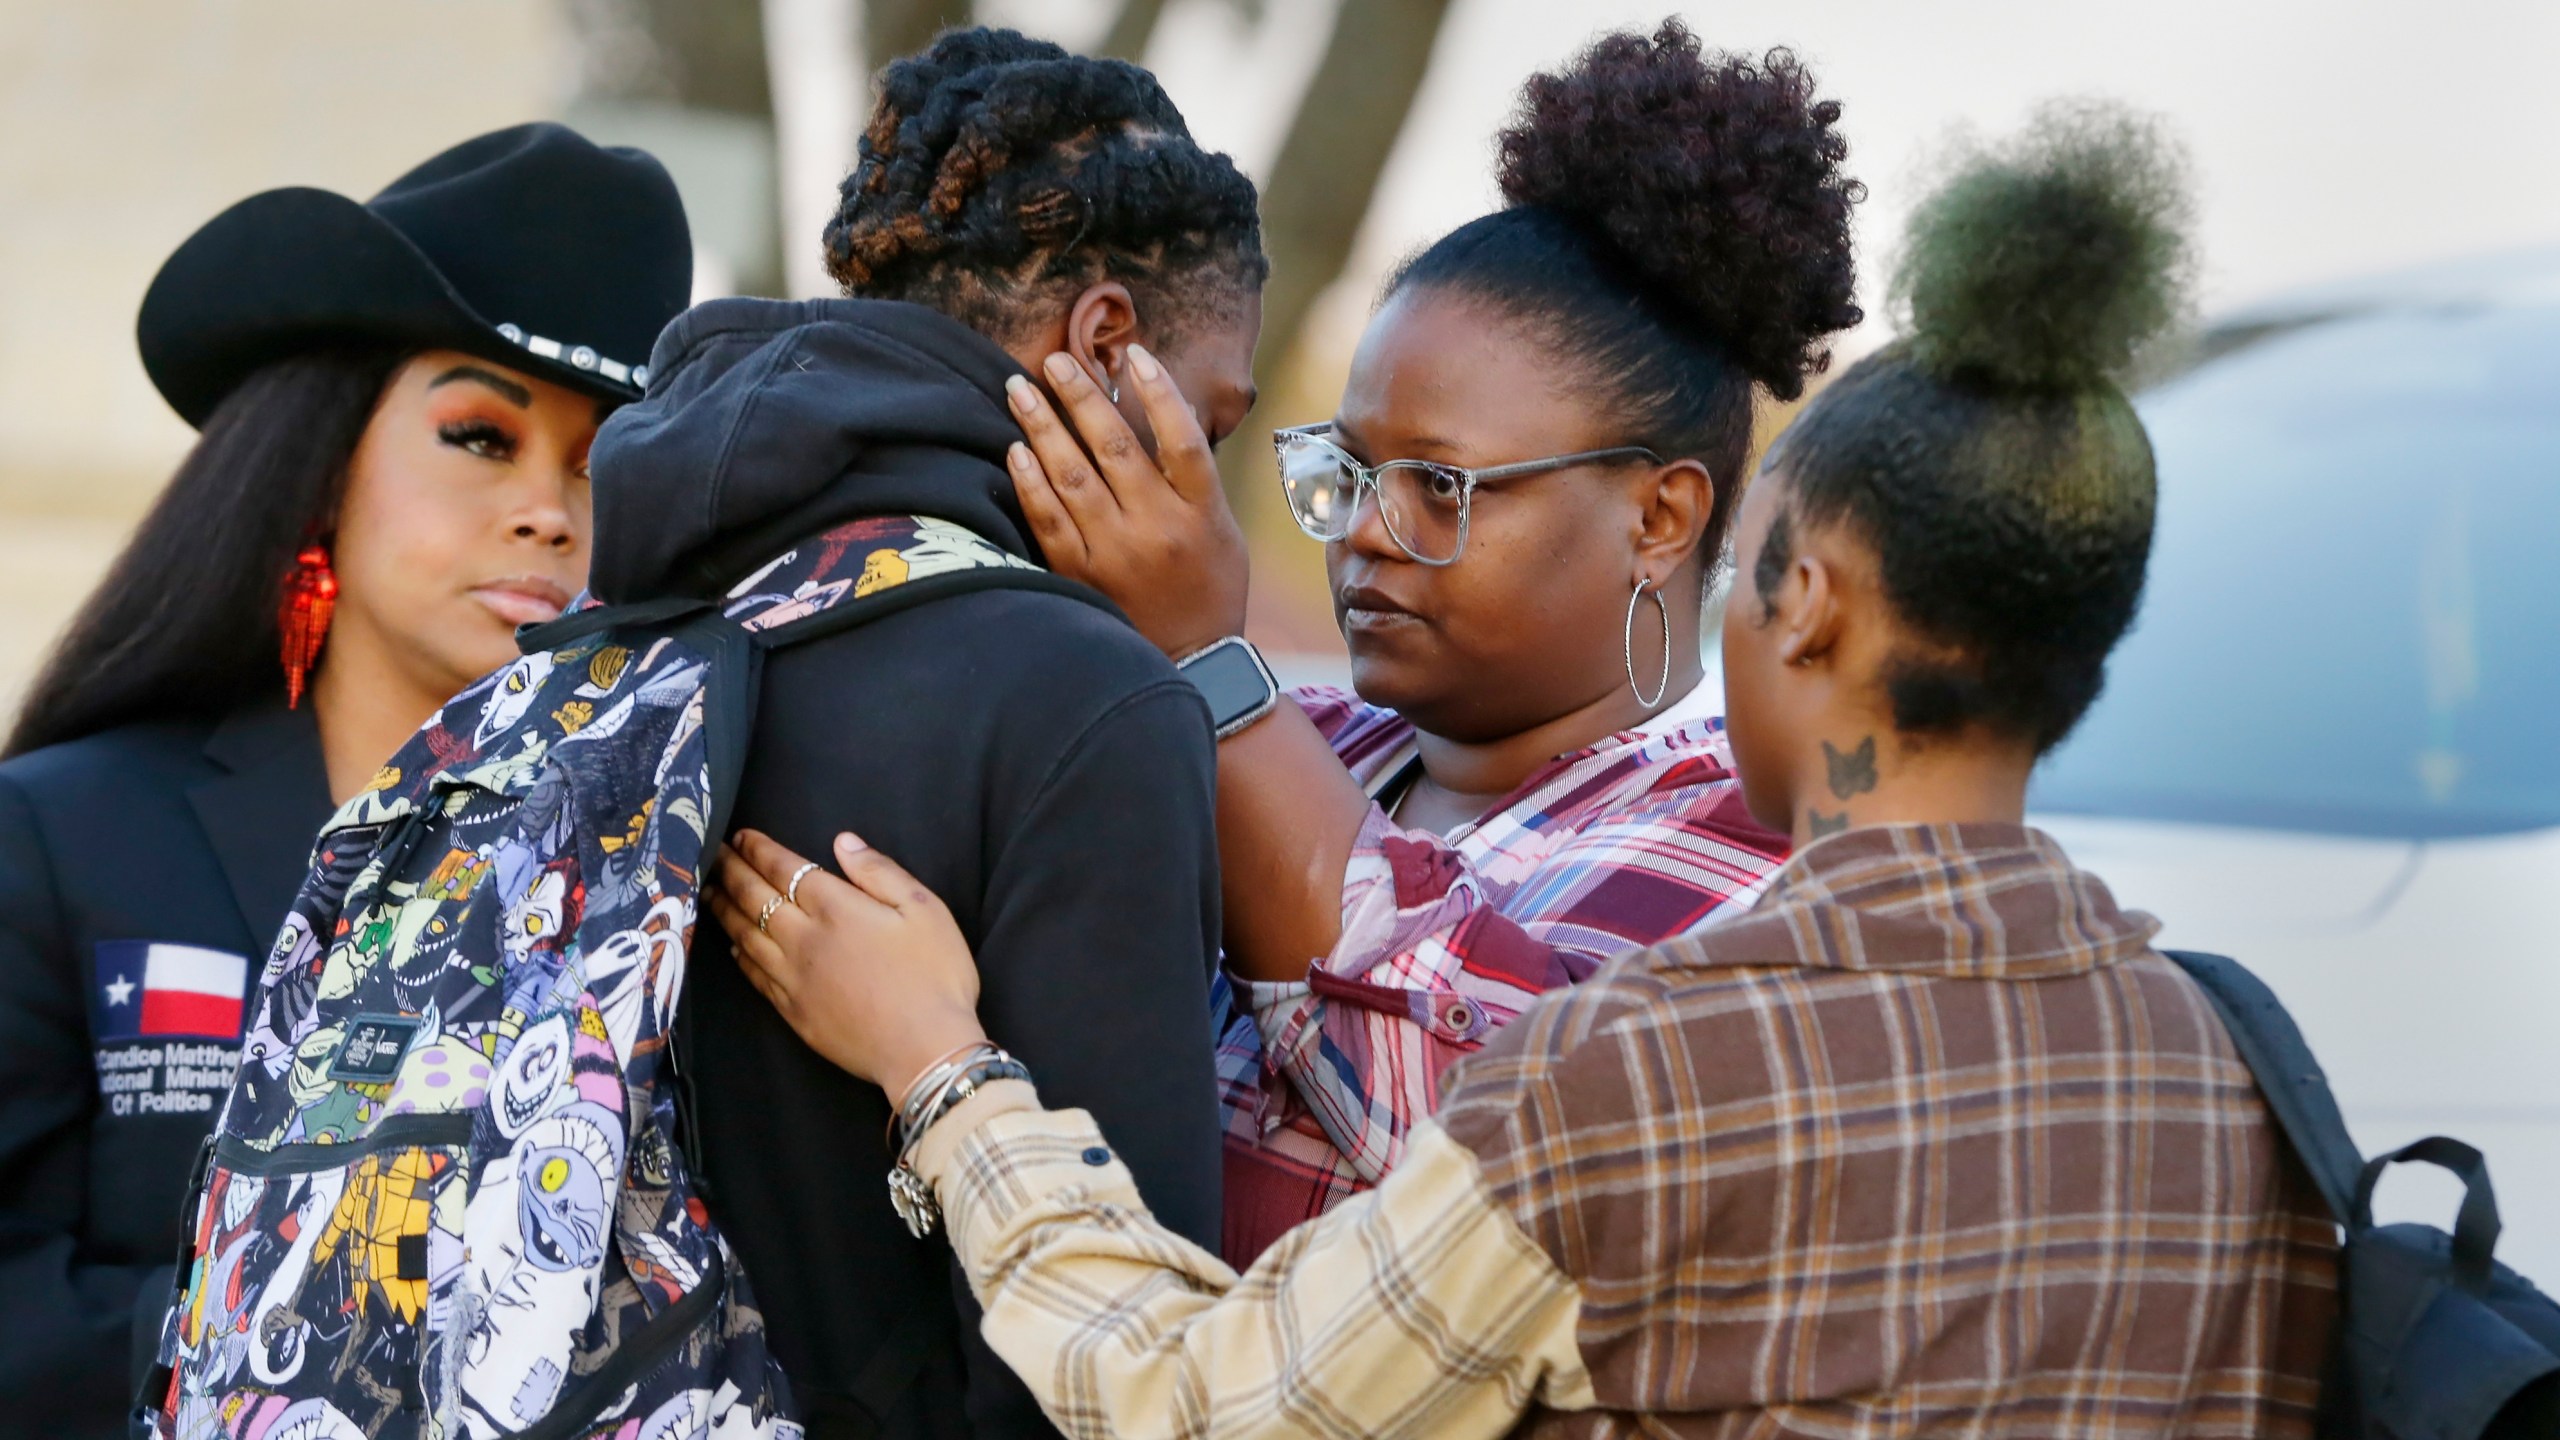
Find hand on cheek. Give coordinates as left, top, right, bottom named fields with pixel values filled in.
left=1002, top=345, right=1250, bottom=657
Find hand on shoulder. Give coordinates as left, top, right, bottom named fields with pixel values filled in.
left=708, top=828, right=989, bottom=1105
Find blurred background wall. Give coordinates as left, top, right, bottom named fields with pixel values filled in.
left=4, top=0, right=2558, bottom=715
left=0, top=1, right=568, bottom=709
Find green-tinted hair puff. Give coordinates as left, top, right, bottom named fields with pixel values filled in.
left=1758, top=101, right=2198, bottom=752
left=1894, top=100, right=2194, bottom=391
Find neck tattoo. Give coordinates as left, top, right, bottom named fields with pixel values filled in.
left=1823, top=736, right=1879, bottom=800
left=1806, top=734, right=1880, bottom=841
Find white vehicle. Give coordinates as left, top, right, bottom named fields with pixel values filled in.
left=2032, top=244, right=2560, bottom=1281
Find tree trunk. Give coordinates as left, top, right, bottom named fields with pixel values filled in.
left=633, top=0, right=775, bottom=116
left=1219, top=0, right=1456, bottom=500
left=763, top=0, right=867, bottom=297
left=1255, top=0, right=1454, bottom=378
left=864, top=0, right=972, bottom=65
left=1096, top=0, right=1171, bottom=62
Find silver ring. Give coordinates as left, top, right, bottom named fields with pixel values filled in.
left=755, top=894, right=787, bottom=934
left=784, top=861, right=820, bottom=907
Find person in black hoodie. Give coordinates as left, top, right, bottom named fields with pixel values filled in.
left=581, top=29, right=1266, bottom=1439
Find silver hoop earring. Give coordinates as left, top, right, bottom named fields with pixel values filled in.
left=1623, top=577, right=1670, bottom=709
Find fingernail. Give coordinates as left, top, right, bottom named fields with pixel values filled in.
left=1041, top=353, right=1078, bottom=385
left=1129, top=344, right=1161, bottom=383
left=836, top=831, right=868, bottom=854
left=1005, top=374, right=1037, bottom=412
left=1007, top=441, right=1034, bottom=472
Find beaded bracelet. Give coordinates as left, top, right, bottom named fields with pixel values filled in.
left=885, top=1041, right=999, bottom=1153
left=887, top=1048, right=1031, bottom=1239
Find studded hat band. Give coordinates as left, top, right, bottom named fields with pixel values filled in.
left=495, top=322, right=650, bottom=389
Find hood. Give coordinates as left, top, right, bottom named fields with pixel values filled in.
left=587, top=296, right=1039, bottom=603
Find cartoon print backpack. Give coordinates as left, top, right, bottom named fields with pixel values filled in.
left=146, top=516, right=1107, bottom=1440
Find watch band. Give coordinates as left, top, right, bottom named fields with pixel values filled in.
left=1174, top=635, right=1281, bottom=740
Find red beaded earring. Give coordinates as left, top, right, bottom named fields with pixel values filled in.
left=278, top=545, right=337, bottom=709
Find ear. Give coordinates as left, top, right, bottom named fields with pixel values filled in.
left=1062, top=282, right=1141, bottom=400
left=1632, top=458, right=1714, bottom=582
left=1775, top=546, right=1845, bottom=670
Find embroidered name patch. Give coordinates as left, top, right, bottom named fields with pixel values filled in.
left=92, top=940, right=248, bottom=1041
left=88, top=942, right=248, bottom=1119
left=329, top=1014, right=425, bottom=1083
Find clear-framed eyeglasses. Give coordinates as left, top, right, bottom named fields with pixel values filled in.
left=1272, top=422, right=1662, bottom=566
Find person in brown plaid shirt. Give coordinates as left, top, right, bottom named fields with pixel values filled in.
left=709, top=98, right=2340, bottom=1438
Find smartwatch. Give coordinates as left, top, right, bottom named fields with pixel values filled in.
left=1175, top=636, right=1280, bottom=739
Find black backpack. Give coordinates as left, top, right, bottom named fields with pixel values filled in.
left=2169, top=950, right=2560, bottom=1439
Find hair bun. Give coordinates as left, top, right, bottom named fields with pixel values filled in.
left=1893, top=101, right=2195, bottom=391
left=1496, top=21, right=1864, bottom=401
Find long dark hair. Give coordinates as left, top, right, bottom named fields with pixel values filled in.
left=4, top=343, right=407, bottom=757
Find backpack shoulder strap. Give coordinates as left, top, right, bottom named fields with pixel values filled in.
left=511, top=564, right=1114, bottom=845
left=515, top=595, right=717, bottom=654
left=748, top=564, right=1121, bottom=654
left=716, top=564, right=1112, bottom=835
left=515, top=596, right=769, bottom=852
left=2164, top=949, right=2365, bottom=1224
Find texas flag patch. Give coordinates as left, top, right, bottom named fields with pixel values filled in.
left=93, top=941, right=250, bottom=1041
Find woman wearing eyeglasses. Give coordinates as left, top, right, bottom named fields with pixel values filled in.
left=735, top=21, right=1862, bottom=1265
left=1018, top=22, right=1863, bottom=1263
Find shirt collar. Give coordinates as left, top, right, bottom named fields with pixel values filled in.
left=1710, top=822, right=2162, bottom=980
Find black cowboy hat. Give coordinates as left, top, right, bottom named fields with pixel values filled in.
left=138, top=122, right=693, bottom=428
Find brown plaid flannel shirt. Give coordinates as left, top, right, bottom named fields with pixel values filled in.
left=923, top=823, right=2338, bottom=1438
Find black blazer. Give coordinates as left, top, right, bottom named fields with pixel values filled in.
left=0, top=705, right=329, bottom=1440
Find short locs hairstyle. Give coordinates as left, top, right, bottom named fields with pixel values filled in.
left=1758, top=101, right=2196, bottom=753
left=822, top=27, right=1266, bottom=345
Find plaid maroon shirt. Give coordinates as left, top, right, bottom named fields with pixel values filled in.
left=928, top=822, right=2338, bottom=1437
left=1436, top=822, right=2339, bottom=1433
left=1215, top=683, right=1788, bottom=1261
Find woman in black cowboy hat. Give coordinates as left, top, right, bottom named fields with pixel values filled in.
left=0, top=122, right=689, bottom=1437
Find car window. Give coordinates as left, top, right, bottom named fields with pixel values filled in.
left=2031, top=299, right=2560, bottom=837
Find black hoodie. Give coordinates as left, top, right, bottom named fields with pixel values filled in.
left=592, top=299, right=1221, bottom=1439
